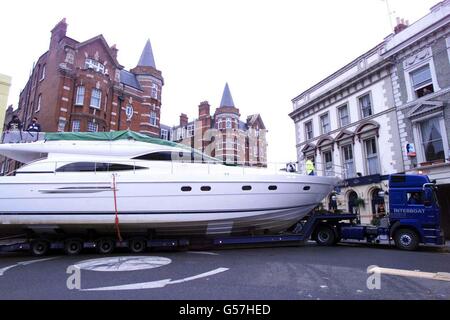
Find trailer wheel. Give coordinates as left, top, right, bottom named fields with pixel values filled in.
left=315, top=226, right=336, bottom=246
left=394, top=229, right=419, bottom=251
left=64, top=239, right=83, bottom=255
left=129, top=238, right=147, bottom=254
left=31, top=240, right=50, bottom=256
left=97, top=238, right=115, bottom=254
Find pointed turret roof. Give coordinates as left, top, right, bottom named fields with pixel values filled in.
left=220, top=83, right=235, bottom=107
left=137, top=39, right=156, bottom=68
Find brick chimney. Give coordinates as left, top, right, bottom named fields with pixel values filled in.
left=198, top=101, right=210, bottom=118
left=110, top=44, right=118, bottom=59
left=180, top=113, right=188, bottom=127
left=50, top=18, right=67, bottom=49
left=394, top=17, right=409, bottom=34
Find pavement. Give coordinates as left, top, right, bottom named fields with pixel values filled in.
left=0, top=242, right=449, bottom=300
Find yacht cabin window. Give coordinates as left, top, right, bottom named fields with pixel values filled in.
left=56, top=162, right=146, bottom=172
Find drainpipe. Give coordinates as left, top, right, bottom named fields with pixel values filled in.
left=117, top=85, right=124, bottom=131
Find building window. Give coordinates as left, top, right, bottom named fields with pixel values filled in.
left=411, top=65, right=434, bottom=98
left=322, top=150, right=333, bottom=176
left=161, top=129, right=168, bottom=140
left=58, top=120, right=66, bottom=132
left=87, top=121, right=98, bottom=132
left=151, top=83, right=158, bottom=99
left=341, top=144, right=355, bottom=179
left=304, top=121, right=313, bottom=140
left=320, top=113, right=331, bottom=134
left=90, top=89, right=102, bottom=109
left=359, top=93, right=372, bottom=119
left=364, top=137, right=380, bottom=175
left=36, top=94, right=42, bottom=113
left=85, top=58, right=105, bottom=74
left=226, top=118, right=232, bottom=129
left=40, top=64, right=46, bottom=81
left=338, top=104, right=349, bottom=127
left=177, top=127, right=185, bottom=140
left=187, top=124, right=194, bottom=137
left=149, top=111, right=157, bottom=126
left=420, top=117, right=445, bottom=162
left=75, top=86, right=85, bottom=106
left=72, top=120, right=80, bottom=132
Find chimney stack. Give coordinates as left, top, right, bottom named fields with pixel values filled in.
left=198, top=101, right=210, bottom=118
left=180, top=113, right=188, bottom=127
left=50, top=18, right=68, bottom=49
left=110, top=44, right=118, bottom=59
left=394, top=17, right=409, bottom=34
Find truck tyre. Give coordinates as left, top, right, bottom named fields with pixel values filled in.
left=31, top=240, right=50, bottom=256
left=394, top=229, right=419, bottom=251
left=97, top=238, right=115, bottom=254
left=64, top=239, right=83, bottom=255
left=315, top=226, right=336, bottom=246
left=129, top=238, right=147, bottom=254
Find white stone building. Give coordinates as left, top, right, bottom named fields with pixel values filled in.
left=289, top=0, right=450, bottom=226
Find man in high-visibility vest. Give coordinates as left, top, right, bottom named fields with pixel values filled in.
left=306, top=159, right=315, bottom=176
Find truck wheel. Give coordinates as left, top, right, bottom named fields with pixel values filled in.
left=315, top=226, right=336, bottom=246
left=97, top=238, right=115, bottom=254
left=129, top=238, right=147, bottom=254
left=64, top=239, right=83, bottom=255
left=31, top=240, right=50, bottom=256
left=394, top=229, right=419, bottom=251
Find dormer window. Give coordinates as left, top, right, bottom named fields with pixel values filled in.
left=85, top=58, right=105, bottom=74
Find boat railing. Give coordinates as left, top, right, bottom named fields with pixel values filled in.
left=1, top=131, right=346, bottom=179
left=9, top=159, right=345, bottom=179
left=1, top=131, right=45, bottom=144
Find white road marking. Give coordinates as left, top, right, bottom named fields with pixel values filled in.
left=368, top=266, right=450, bottom=282
left=81, top=267, right=229, bottom=291
left=74, top=256, right=171, bottom=272
left=169, top=267, right=229, bottom=284
left=187, top=251, right=219, bottom=256
left=0, top=257, right=57, bottom=276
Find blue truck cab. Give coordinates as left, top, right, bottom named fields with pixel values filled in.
left=337, top=174, right=445, bottom=250
left=387, top=174, right=445, bottom=250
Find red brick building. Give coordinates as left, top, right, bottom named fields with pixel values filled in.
left=162, top=83, right=268, bottom=166
left=16, top=18, right=163, bottom=135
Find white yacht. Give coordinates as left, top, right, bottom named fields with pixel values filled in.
left=0, top=131, right=340, bottom=237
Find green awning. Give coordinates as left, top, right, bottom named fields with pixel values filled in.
left=44, top=130, right=181, bottom=148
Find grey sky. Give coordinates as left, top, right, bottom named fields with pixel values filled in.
left=0, top=0, right=438, bottom=164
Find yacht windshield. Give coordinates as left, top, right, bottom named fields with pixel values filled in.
left=133, top=150, right=220, bottom=164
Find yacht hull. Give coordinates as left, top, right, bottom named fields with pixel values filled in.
left=0, top=177, right=337, bottom=237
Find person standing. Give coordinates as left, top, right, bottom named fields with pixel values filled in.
left=6, top=115, right=22, bottom=132
left=26, top=117, right=41, bottom=132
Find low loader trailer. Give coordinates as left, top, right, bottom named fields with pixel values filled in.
left=0, top=174, right=445, bottom=256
